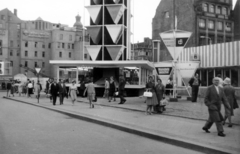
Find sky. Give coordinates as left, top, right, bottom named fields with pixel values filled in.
left=0, top=0, right=237, bottom=43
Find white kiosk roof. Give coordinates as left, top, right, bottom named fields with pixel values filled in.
left=50, top=60, right=155, bottom=70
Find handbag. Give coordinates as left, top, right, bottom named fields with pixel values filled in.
left=143, top=91, right=152, bottom=97
left=160, top=99, right=169, bottom=106
left=115, top=91, right=119, bottom=96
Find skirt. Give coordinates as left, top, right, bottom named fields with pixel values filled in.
left=146, top=92, right=158, bottom=106
left=70, top=90, right=77, bottom=101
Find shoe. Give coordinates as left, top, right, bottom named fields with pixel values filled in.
left=228, top=124, right=232, bottom=127
left=202, top=127, right=210, bottom=133
left=218, top=132, right=226, bottom=137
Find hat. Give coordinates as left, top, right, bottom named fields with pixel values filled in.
left=223, top=78, right=231, bottom=85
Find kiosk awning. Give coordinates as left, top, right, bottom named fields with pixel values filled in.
left=49, top=60, right=155, bottom=70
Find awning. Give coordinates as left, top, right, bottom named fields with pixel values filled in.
left=49, top=60, right=155, bottom=70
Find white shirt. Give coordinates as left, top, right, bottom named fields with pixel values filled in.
left=218, top=77, right=223, bottom=88
left=214, top=85, right=219, bottom=94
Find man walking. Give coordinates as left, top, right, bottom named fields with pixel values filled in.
left=189, top=73, right=201, bottom=102
left=103, top=78, right=109, bottom=99
left=6, top=79, right=12, bottom=97
left=58, top=80, right=67, bottom=105
left=50, top=80, right=59, bottom=105
left=202, top=77, right=230, bottom=137
left=118, top=76, right=126, bottom=104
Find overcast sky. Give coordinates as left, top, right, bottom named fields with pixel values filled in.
left=0, top=0, right=237, bottom=43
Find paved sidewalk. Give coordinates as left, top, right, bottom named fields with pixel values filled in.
left=2, top=93, right=240, bottom=154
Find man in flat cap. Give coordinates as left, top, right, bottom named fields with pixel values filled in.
left=202, top=77, right=230, bottom=137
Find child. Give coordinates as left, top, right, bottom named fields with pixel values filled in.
left=83, top=79, right=95, bottom=108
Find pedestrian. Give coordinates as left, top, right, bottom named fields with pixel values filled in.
left=202, top=77, right=230, bottom=137
left=10, top=81, right=15, bottom=97
left=165, top=79, right=173, bottom=96
left=145, top=76, right=158, bottom=115
left=58, top=80, right=67, bottom=105
left=108, top=76, right=116, bottom=102
left=45, top=80, right=49, bottom=95
left=48, top=78, right=53, bottom=102
left=6, top=79, right=12, bottom=97
left=103, top=78, right=110, bottom=99
left=79, top=79, right=86, bottom=97
left=188, top=73, right=201, bottom=102
left=217, top=74, right=224, bottom=88
left=35, top=80, right=42, bottom=101
left=69, top=80, right=78, bottom=105
left=27, top=81, right=34, bottom=97
left=155, top=79, right=165, bottom=113
left=222, top=78, right=237, bottom=127
left=118, top=76, right=126, bottom=104
left=18, top=82, right=23, bottom=96
left=50, top=80, right=59, bottom=105
left=84, top=78, right=96, bottom=108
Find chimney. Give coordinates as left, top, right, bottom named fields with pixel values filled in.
left=14, top=9, right=17, bottom=16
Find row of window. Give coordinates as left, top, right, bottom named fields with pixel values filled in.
left=199, top=19, right=232, bottom=31
left=24, top=51, right=45, bottom=57
left=1, top=15, right=12, bottom=21
left=59, top=52, right=72, bottom=58
left=25, top=41, right=51, bottom=49
left=24, top=61, right=45, bottom=68
left=58, top=42, right=74, bottom=49
left=59, top=34, right=73, bottom=41
left=202, top=3, right=229, bottom=15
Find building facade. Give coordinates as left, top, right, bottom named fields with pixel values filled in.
left=234, top=0, right=240, bottom=40
left=152, top=0, right=234, bottom=61
left=131, top=37, right=152, bottom=61
left=0, top=8, right=89, bottom=79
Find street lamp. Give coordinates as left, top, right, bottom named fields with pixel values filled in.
left=200, top=36, right=212, bottom=45
left=35, top=67, right=42, bottom=103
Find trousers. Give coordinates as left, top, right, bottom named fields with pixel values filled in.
left=203, top=117, right=224, bottom=133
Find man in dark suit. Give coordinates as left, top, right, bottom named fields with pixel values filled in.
left=58, top=80, right=67, bottom=105
left=202, top=77, right=230, bottom=137
left=189, top=73, right=201, bottom=102
left=50, top=80, right=59, bottom=105
left=118, top=76, right=126, bottom=104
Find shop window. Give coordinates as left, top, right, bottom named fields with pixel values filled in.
left=201, top=70, right=207, bottom=86
left=207, top=69, right=214, bottom=86
left=209, top=4, right=214, bottom=13
left=231, top=69, right=239, bottom=87
left=203, top=3, right=208, bottom=12
left=208, top=20, right=214, bottom=29
left=224, top=69, right=230, bottom=79
left=217, top=21, right=223, bottom=31
left=199, top=19, right=206, bottom=28
left=216, top=6, right=221, bottom=14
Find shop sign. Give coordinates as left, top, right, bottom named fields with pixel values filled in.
left=23, top=30, right=50, bottom=38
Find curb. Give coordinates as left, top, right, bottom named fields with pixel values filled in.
left=3, top=96, right=233, bottom=154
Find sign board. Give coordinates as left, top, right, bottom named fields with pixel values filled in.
left=160, top=29, right=192, bottom=60
left=154, top=62, right=173, bottom=86
left=176, top=62, right=199, bottom=85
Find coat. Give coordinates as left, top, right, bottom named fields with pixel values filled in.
left=155, top=83, right=165, bottom=102
left=223, top=85, right=236, bottom=116
left=118, top=80, right=126, bottom=95
left=204, top=85, right=230, bottom=122
left=58, top=83, right=67, bottom=95
left=188, top=77, right=201, bottom=87
left=50, top=83, right=59, bottom=95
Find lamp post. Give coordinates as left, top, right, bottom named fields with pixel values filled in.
left=200, top=36, right=212, bottom=45
left=35, top=67, right=42, bottom=103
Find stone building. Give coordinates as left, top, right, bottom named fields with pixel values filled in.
left=152, top=0, right=234, bottom=61
left=0, top=8, right=89, bottom=79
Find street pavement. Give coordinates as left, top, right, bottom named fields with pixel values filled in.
left=1, top=92, right=240, bottom=154
left=0, top=98, right=204, bottom=154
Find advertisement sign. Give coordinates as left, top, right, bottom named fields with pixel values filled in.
left=154, top=62, right=173, bottom=86
left=176, top=62, right=200, bottom=84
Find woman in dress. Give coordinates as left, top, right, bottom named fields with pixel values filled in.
left=223, top=78, right=237, bottom=127
left=27, top=81, right=33, bottom=97
left=84, top=79, right=96, bottom=108
left=108, top=76, right=116, bottom=102
left=155, top=79, right=165, bottom=113
left=145, top=76, right=158, bottom=115
left=68, top=80, right=78, bottom=105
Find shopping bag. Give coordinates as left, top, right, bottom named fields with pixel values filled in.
left=160, top=99, right=169, bottom=106
left=143, top=91, right=152, bottom=97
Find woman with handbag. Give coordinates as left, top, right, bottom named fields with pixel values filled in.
left=222, top=78, right=237, bottom=127
left=155, top=79, right=165, bottom=113
left=145, top=76, right=158, bottom=115
left=69, top=80, right=78, bottom=105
